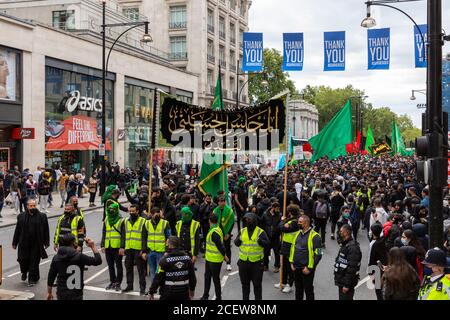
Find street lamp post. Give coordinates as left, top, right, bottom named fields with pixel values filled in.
left=100, top=1, right=152, bottom=195
left=362, top=0, right=449, bottom=249
left=410, top=89, right=427, bottom=100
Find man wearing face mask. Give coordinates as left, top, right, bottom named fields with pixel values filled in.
left=122, top=204, right=147, bottom=295
left=199, top=194, right=216, bottom=253
left=12, top=199, right=50, bottom=286
left=213, top=195, right=235, bottom=271
left=418, top=248, right=450, bottom=300
left=262, top=202, right=282, bottom=272
left=143, top=206, right=171, bottom=288
left=53, top=203, right=86, bottom=252
left=289, top=215, right=322, bottom=300
left=70, top=196, right=85, bottom=219
left=100, top=203, right=125, bottom=291
left=125, top=185, right=149, bottom=217
left=334, top=224, right=362, bottom=300
left=176, top=206, right=201, bottom=266
left=235, top=212, right=270, bottom=300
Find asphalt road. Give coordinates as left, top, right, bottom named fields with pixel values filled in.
left=0, top=208, right=376, bottom=300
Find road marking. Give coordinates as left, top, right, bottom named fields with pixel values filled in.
left=355, top=275, right=370, bottom=289
left=84, top=285, right=142, bottom=297
left=84, top=266, right=108, bottom=284
left=221, top=275, right=229, bottom=288
left=7, top=271, right=21, bottom=278
left=228, top=271, right=239, bottom=276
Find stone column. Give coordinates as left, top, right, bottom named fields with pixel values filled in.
left=113, top=73, right=125, bottom=168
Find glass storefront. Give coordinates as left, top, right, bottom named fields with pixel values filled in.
left=124, top=83, right=153, bottom=169
left=44, top=65, right=114, bottom=174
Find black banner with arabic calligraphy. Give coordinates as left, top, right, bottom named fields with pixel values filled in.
left=157, top=97, right=286, bottom=152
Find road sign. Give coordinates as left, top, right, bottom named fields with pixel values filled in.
left=99, top=143, right=106, bottom=156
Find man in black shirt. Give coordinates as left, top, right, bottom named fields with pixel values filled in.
left=47, top=234, right=102, bottom=300
left=234, top=177, right=248, bottom=231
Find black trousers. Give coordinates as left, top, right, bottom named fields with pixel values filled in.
left=238, top=259, right=264, bottom=300
left=125, top=249, right=146, bottom=291
left=263, top=240, right=280, bottom=268
left=18, top=245, right=41, bottom=282
left=281, top=254, right=294, bottom=286
left=89, top=192, right=96, bottom=203
left=224, top=233, right=232, bottom=265
left=203, top=261, right=223, bottom=300
left=314, top=218, right=327, bottom=244
left=236, top=209, right=245, bottom=231
left=338, top=286, right=355, bottom=300
left=294, top=268, right=315, bottom=300
left=105, top=248, right=123, bottom=284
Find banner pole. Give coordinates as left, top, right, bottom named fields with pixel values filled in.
left=279, top=93, right=290, bottom=290
left=148, top=89, right=158, bottom=216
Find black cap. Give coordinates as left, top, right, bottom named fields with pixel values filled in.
left=422, top=248, right=447, bottom=267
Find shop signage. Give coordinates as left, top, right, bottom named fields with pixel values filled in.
left=65, top=90, right=103, bottom=113
left=11, top=128, right=35, bottom=139
left=117, top=129, right=126, bottom=141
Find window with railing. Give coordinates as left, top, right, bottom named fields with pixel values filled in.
left=170, top=36, right=187, bottom=60
left=240, top=0, right=246, bottom=17
left=219, top=46, right=226, bottom=67
left=207, top=69, right=214, bottom=86
left=207, top=9, right=215, bottom=33
left=219, top=16, right=226, bottom=40
left=169, top=6, right=187, bottom=29
left=230, top=77, right=235, bottom=93
left=230, top=0, right=236, bottom=11
left=123, top=7, right=140, bottom=22
left=230, top=50, right=236, bottom=71
left=230, top=23, right=236, bottom=44
left=207, top=39, right=215, bottom=63
left=239, top=30, right=244, bottom=48
left=52, top=10, right=75, bottom=30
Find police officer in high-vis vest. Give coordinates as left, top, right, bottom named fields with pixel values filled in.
left=122, top=204, right=148, bottom=295
left=235, top=212, right=270, bottom=300
left=142, top=207, right=171, bottom=286
left=200, top=213, right=229, bottom=300
left=176, top=207, right=201, bottom=265
left=418, top=248, right=450, bottom=300
left=276, top=204, right=301, bottom=293
left=100, top=203, right=125, bottom=291
left=289, top=214, right=323, bottom=300
left=54, top=203, right=86, bottom=252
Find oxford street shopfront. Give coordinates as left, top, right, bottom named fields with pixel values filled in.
left=44, top=58, right=114, bottom=174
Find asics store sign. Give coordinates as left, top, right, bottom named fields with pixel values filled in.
left=65, top=91, right=103, bottom=113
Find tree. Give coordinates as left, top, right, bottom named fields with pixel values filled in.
left=402, top=127, right=422, bottom=146
left=301, top=84, right=366, bottom=130
left=248, top=48, right=299, bottom=104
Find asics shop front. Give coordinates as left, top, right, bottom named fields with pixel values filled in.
left=44, top=59, right=114, bottom=174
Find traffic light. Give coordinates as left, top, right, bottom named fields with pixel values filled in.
left=415, top=132, right=442, bottom=158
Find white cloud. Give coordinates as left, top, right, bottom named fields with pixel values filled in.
left=249, top=0, right=450, bottom=128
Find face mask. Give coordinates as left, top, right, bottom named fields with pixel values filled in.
left=401, top=238, right=409, bottom=246
left=343, top=213, right=350, bottom=219
left=64, top=210, right=72, bottom=215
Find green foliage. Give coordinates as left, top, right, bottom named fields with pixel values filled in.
left=248, top=48, right=299, bottom=104
left=301, top=85, right=420, bottom=142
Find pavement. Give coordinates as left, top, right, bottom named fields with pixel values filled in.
left=0, top=199, right=377, bottom=300
left=0, top=192, right=128, bottom=229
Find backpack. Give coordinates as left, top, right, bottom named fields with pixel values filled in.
left=315, top=201, right=328, bottom=219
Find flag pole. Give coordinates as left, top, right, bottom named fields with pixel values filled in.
left=219, top=65, right=226, bottom=197
left=279, top=93, right=290, bottom=290
left=148, top=89, right=158, bottom=216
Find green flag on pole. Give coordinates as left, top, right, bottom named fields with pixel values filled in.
left=365, top=125, right=375, bottom=154
left=199, top=67, right=229, bottom=202
left=308, top=100, right=353, bottom=162
left=391, top=121, right=413, bottom=156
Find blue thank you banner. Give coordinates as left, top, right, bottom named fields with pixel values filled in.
left=368, top=28, right=390, bottom=70
left=324, top=31, right=345, bottom=71
left=282, top=33, right=304, bottom=71
left=414, top=24, right=427, bottom=68
left=242, top=32, right=263, bottom=72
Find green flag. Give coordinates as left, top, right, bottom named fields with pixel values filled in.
left=199, top=69, right=229, bottom=202
left=212, top=68, right=224, bottom=111
left=365, top=125, right=375, bottom=154
left=391, top=121, right=413, bottom=156
left=308, top=100, right=353, bottom=162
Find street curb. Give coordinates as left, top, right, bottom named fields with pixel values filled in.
left=0, top=201, right=129, bottom=229
left=0, top=289, right=35, bottom=300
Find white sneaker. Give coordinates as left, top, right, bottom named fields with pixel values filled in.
left=282, top=284, right=292, bottom=293
left=274, top=283, right=282, bottom=289
left=226, top=264, right=232, bottom=271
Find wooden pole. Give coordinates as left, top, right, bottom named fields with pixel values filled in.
left=279, top=94, right=290, bottom=290
left=148, top=151, right=153, bottom=217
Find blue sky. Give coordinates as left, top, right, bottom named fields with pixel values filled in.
left=249, top=0, right=450, bottom=128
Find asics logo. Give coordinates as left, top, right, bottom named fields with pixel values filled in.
left=66, top=90, right=103, bottom=113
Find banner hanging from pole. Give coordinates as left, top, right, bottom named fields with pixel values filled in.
left=324, top=31, right=345, bottom=71
left=242, top=32, right=264, bottom=72
left=282, top=33, right=304, bottom=71
left=368, top=28, right=390, bottom=70
left=414, top=24, right=427, bottom=68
